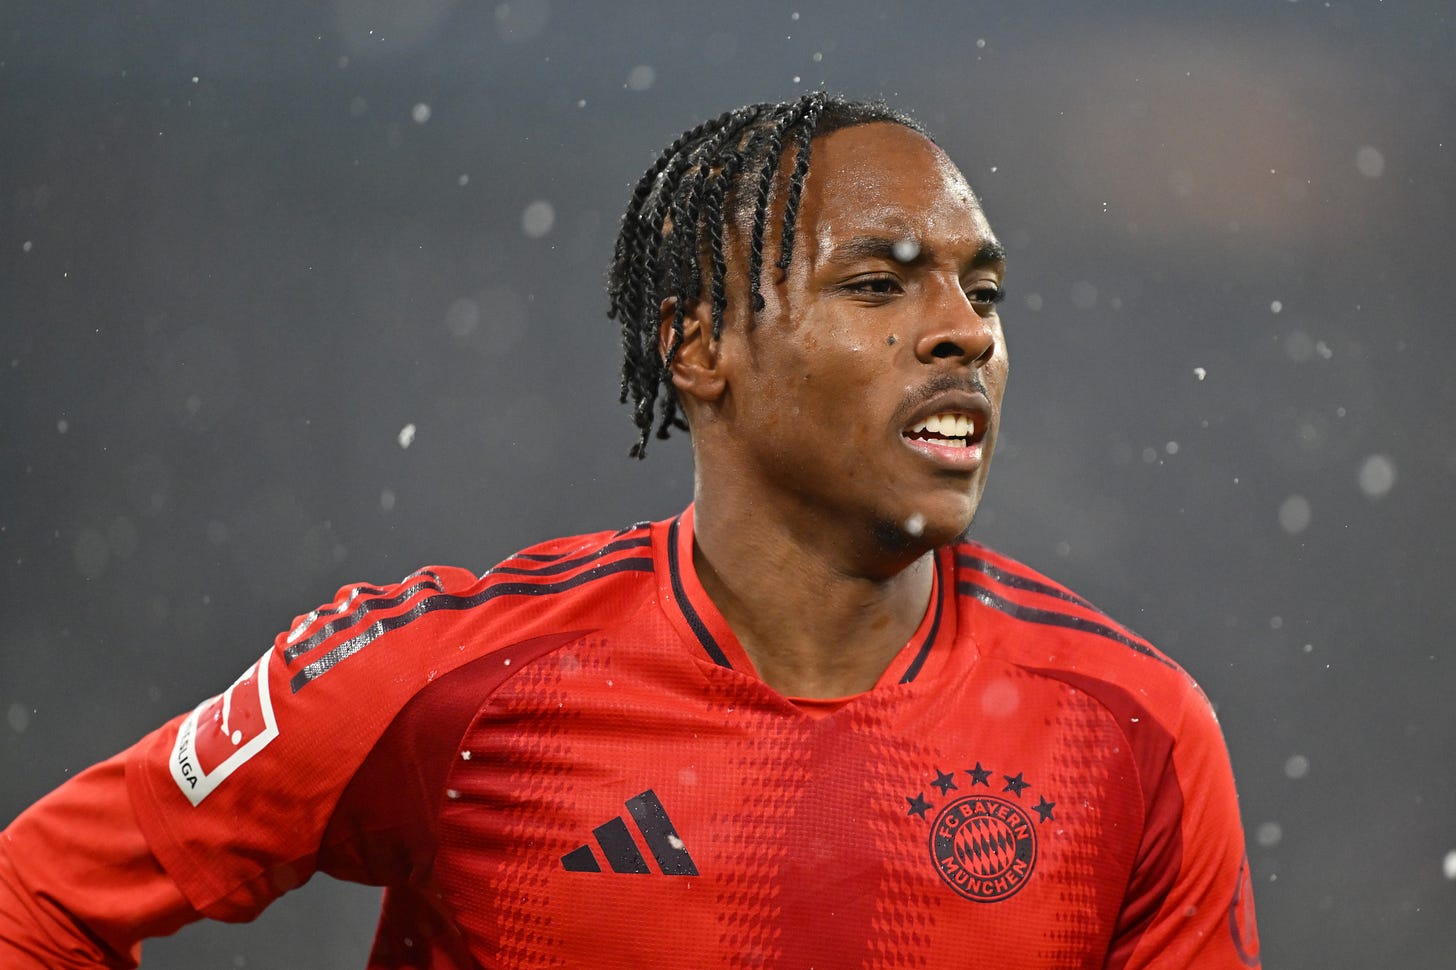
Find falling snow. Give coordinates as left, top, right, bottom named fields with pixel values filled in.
left=1355, top=145, right=1385, bottom=178
left=494, top=1, right=550, bottom=43
left=445, top=298, right=480, bottom=338
left=891, top=238, right=920, bottom=262
left=1357, top=454, right=1396, bottom=498
left=1070, top=281, right=1097, bottom=309
left=625, top=65, right=656, bottom=91
left=522, top=200, right=555, bottom=238
left=1278, top=495, right=1311, bottom=535
left=5, top=14, right=1451, bottom=966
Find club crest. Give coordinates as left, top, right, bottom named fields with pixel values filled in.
left=929, top=794, right=1037, bottom=901
left=903, top=762, right=1055, bottom=903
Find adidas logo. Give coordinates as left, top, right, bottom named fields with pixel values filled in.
left=561, top=788, right=699, bottom=876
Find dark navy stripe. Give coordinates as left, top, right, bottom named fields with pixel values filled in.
left=593, top=817, right=650, bottom=874
left=667, top=516, right=732, bottom=668
left=487, top=536, right=653, bottom=577
left=899, top=568, right=945, bottom=684
left=283, top=573, right=442, bottom=663
left=958, top=581, right=1172, bottom=667
left=279, top=583, right=391, bottom=659
left=511, top=524, right=652, bottom=563
left=957, top=553, right=1094, bottom=610
left=627, top=789, right=699, bottom=876
left=289, top=557, right=654, bottom=691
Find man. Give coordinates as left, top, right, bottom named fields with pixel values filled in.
left=0, top=93, right=1260, bottom=968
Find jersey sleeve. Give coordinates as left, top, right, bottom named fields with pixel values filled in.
left=0, top=752, right=200, bottom=969
left=1109, top=683, right=1261, bottom=969
left=0, top=565, right=487, bottom=966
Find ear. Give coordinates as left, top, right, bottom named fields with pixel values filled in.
left=660, top=296, right=728, bottom=405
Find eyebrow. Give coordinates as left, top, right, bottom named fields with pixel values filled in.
left=825, top=234, right=1006, bottom=269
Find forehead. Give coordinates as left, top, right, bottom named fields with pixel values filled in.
left=799, top=123, right=991, bottom=251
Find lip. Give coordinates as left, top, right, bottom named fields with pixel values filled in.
left=898, top=390, right=992, bottom=472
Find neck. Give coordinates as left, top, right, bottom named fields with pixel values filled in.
left=690, top=490, right=936, bottom=700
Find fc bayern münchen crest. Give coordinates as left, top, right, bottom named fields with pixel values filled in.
left=928, top=794, right=1037, bottom=902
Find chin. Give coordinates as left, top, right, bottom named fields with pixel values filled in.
left=873, top=498, right=979, bottom=554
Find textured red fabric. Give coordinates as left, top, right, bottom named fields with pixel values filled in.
left=0, top=508, right=1258, bottom=968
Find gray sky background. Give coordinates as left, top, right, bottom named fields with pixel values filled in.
left=3, top=2, right=1453, bottom=966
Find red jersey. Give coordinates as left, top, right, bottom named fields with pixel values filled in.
left=0, top=506, right=1259, bottom=968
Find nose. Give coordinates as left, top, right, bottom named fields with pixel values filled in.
left=913, top=278, right=997, bottom=367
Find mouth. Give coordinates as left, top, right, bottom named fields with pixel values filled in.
left=903, top=411, right=981, bottom=449
left=899, top=397, right=991, bottom=470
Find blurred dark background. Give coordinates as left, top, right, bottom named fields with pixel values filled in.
left=3, top=1, right=1452, bottom=966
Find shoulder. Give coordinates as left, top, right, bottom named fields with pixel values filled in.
left=951, top=539, right=1206, bottom=726
left=280, top=521, right=657, bottom=691
left=482, top=521, right=657, bottom=585
left=123, top=522, right=659, bottom=906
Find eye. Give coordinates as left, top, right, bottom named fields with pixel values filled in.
left=966, top=283, right=1005, bottom=307
left=845, top=275, right=903, bottom=296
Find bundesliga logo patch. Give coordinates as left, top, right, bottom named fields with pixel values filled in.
left=169, top=649, right=280, bottom=806
left=903, top=762, right=1056, bottom=902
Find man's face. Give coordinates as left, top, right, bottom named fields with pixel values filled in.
left=716, top=121, right=1008, bottom=559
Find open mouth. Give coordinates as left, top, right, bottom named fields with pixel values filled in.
left=903, top=412, right=981, bottom=449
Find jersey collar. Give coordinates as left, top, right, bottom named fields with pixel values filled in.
left=653, top=505, right=956, bottom=690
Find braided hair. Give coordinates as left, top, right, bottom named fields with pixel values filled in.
left=607, top=92, right=927, bottom=458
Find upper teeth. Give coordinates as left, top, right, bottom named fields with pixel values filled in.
left=909, top=413, right=973, bottom=437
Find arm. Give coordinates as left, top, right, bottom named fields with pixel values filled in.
left=0, top=751, right=201, bottom=969
left=1108, top=685, right=1261, bottom=969
left=1, top=565, right=498, bottom=966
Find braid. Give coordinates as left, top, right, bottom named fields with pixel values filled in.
left=609, top=112, right=723, bottom=327
left=745, top=123, right=788, bottom=314
left=776, top=94, right=825, bottom=273
left=607, top=93, right=927, bottom=457
left=610, top=110, right=733, bottom=421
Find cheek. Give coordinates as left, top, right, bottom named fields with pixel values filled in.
left=985, top=348, right=1010, bottom=394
